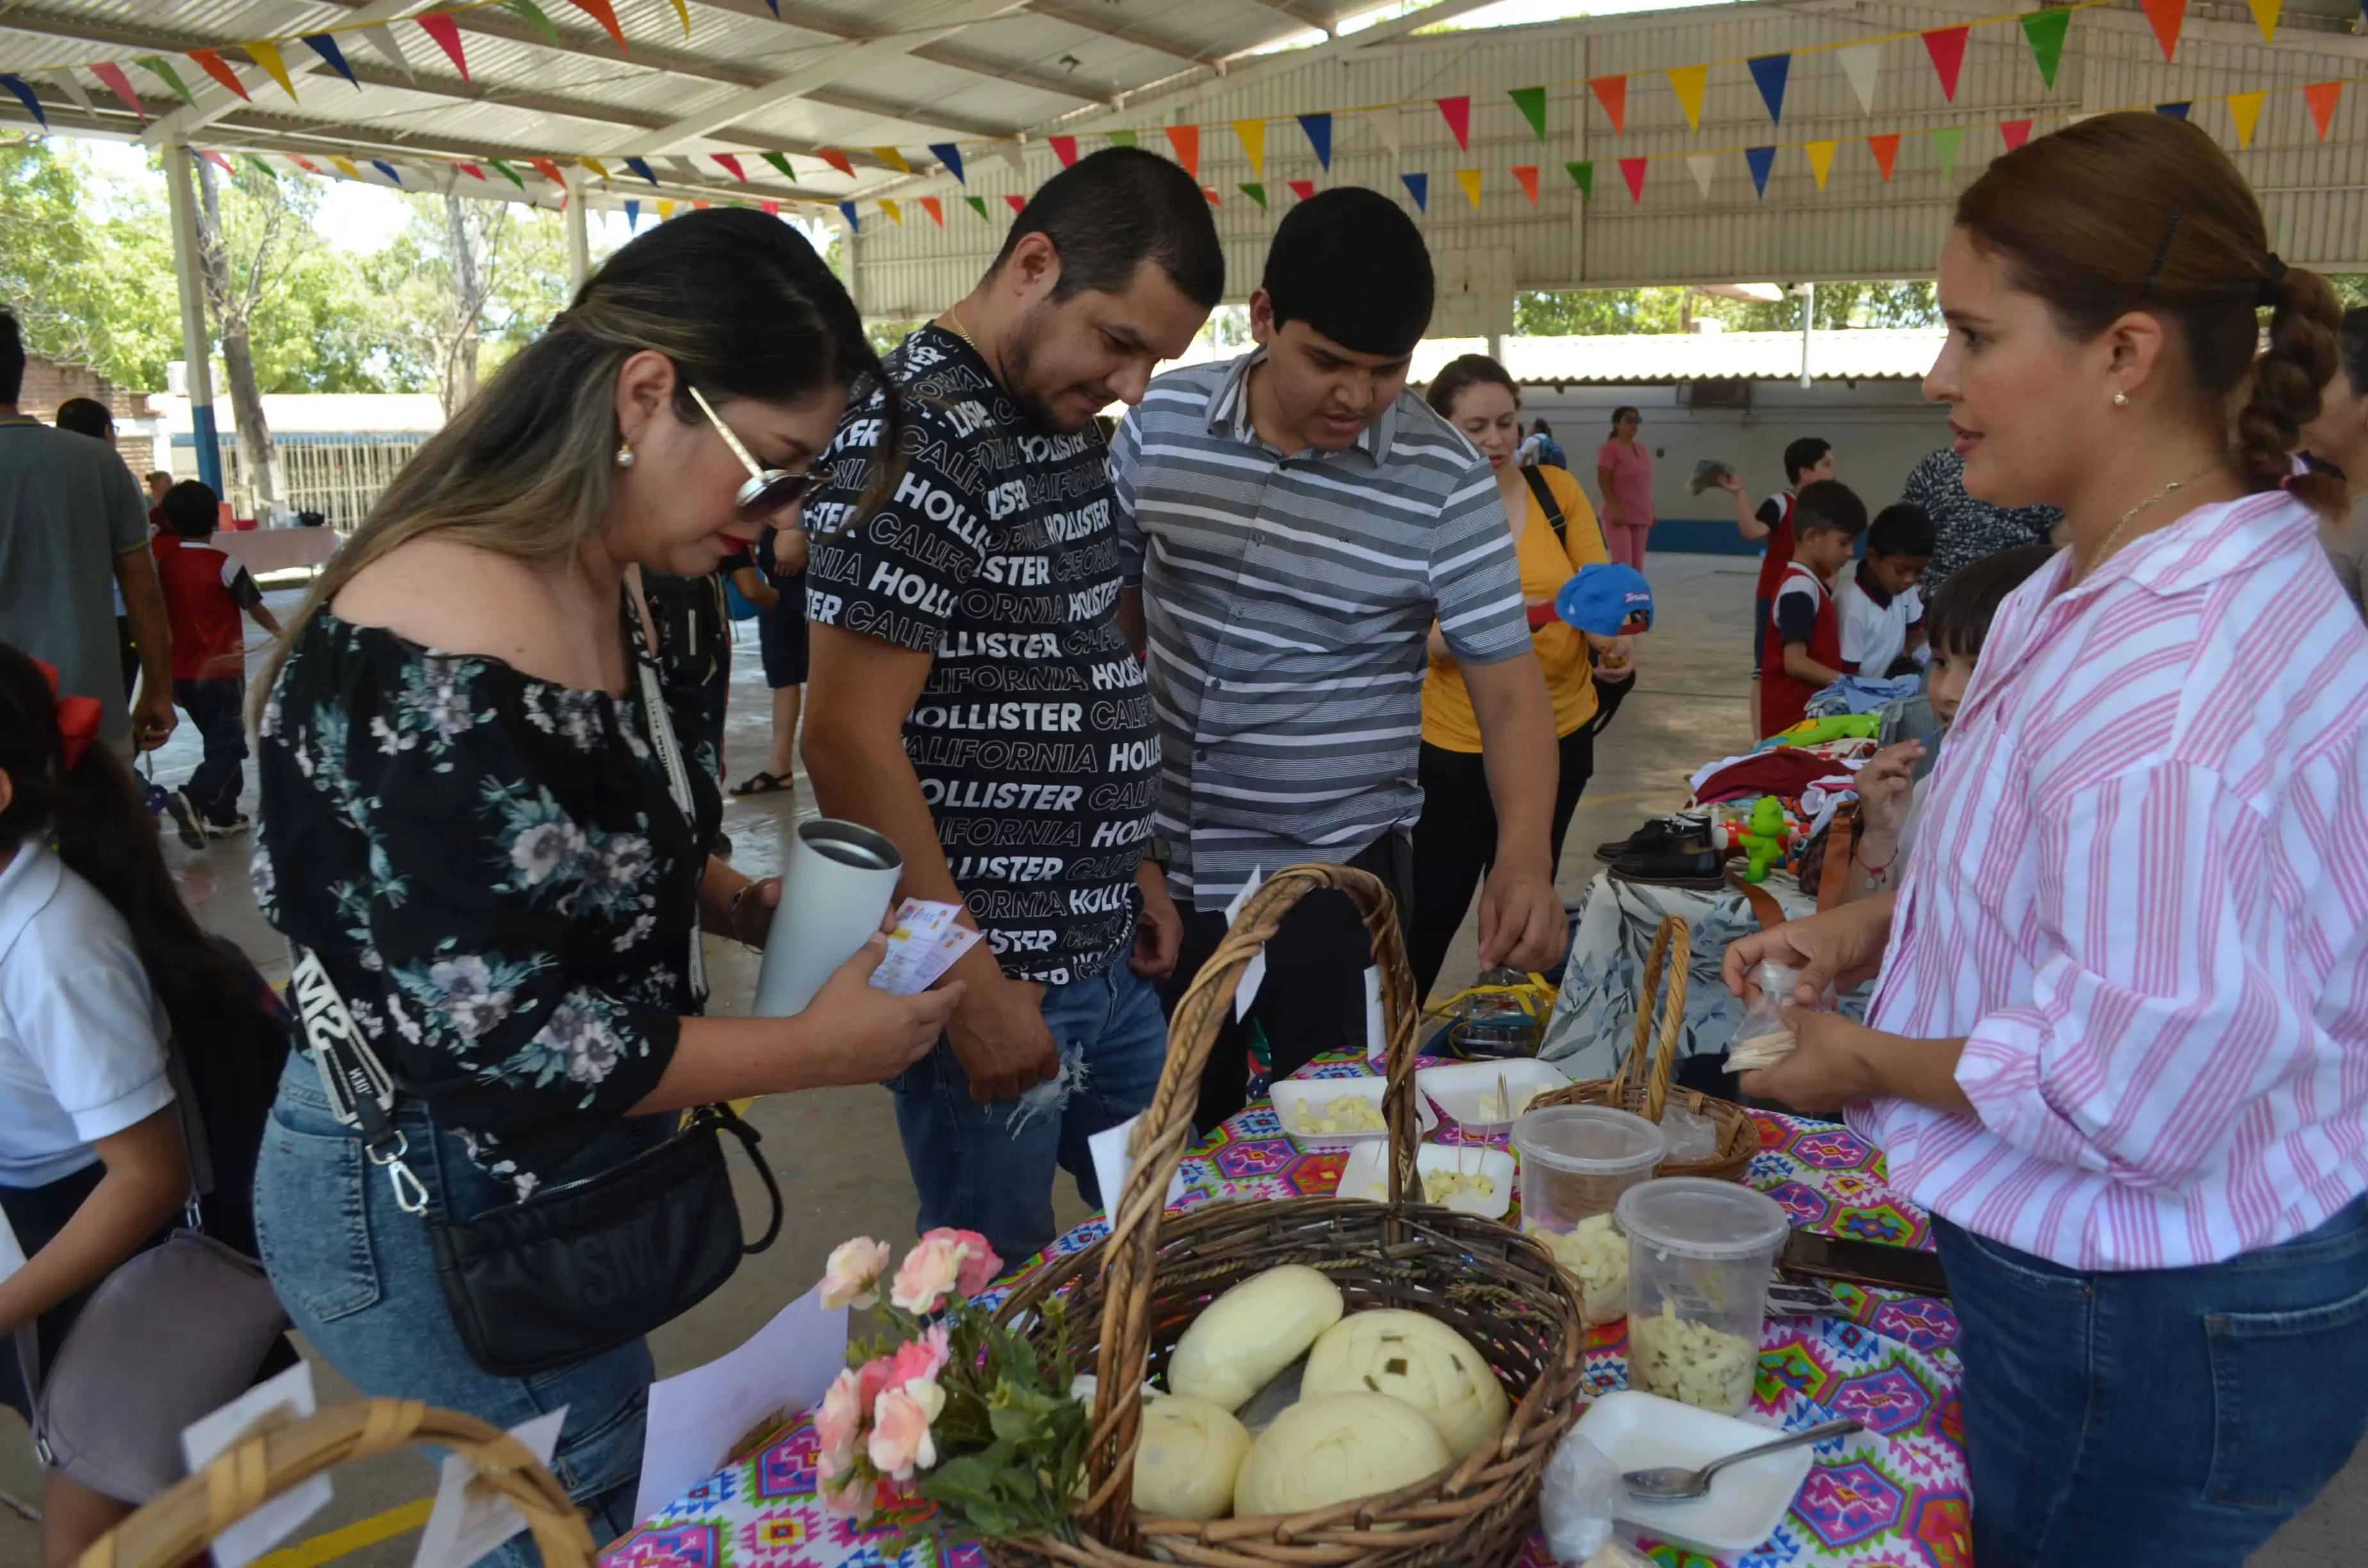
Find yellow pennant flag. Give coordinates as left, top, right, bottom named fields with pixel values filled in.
left=329, top=154, right=361, bottom=181
left=872, top=147, right=912, bottom=174
left=580, top=156, right=612, bottom=179
left=244, top=40, right=297, bottom=101
left=1232, top=118, right=1266, bottom=180
left=2228, top=91, right=2267, bottom=149
left=2247, top=0, right=2282, bottom=43
left=657, top=199, right=675, bottom=220
left=1666, top=65, right=1709, bottom=131
left=1456, top=168, right=1483, bottom=209
left=668, top=0, right=691, bottom=36
left=1805, top=139, right=1838, bottom=191
left=880, top=198, right=903, bottom=225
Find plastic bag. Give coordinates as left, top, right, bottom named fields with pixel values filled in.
left=1538, top=1431, right=1618, bottom=1564
left=1727, top=960, right=1805, bottom=1072
left=1657, top=1100, right=1721, bottom=1164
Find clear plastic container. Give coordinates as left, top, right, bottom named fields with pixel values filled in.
left=1616, top=1178, right=1790, bottom=1414
left=1515, top=1106, right=1665, bottom=1326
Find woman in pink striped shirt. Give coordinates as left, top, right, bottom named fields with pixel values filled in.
left=1727, top=113, right=2368, bottom=1564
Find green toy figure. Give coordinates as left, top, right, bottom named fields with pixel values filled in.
left=1739, top=796, right=1791, bottom=883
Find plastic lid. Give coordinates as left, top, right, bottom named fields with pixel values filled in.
left=1616, top=1177, right=1790, bottom=1261
left=1512, top=1105, right=1665, bottom=1175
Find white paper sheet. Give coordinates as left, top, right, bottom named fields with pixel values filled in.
left=1087, top=1113, right=1188, bottom=1220
left=413, top=1406, right=568, bottom=1568
left=180, top=1360, right=330, bottom=1568
left=870, top=898, right=982, bottom=996
left=633, top=1283, right=849, bottom=1525
left=0, top=1207, right=22, bottom=1287
left=1223, top=867, right=1266, bottom=1020
left=1363, top=965, right=1386, bottom=1070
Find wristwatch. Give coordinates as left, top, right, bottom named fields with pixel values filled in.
left=1146, top=833, right=1174, bottom=870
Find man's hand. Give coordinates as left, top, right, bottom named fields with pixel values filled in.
left=1737, top=1009, right=1885, bottom=1114
left=1722, top=895, right=1895, bottom=1006
left=1477, top=860, right=1566, bottom=973
left=772, top=527, right=809, bottom=576
left=131, top=684, right=176, bottom=751
left=1131, top=860, right=1182, bottom=980
left=944, top=972, right=1060, bottom=1104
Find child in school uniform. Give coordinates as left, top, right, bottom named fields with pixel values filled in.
left=1757, top=479, right=1868, bottom=738
left=151, top=482, right=278, bottom=848
left=1835, top=503, right=1936, bottom=680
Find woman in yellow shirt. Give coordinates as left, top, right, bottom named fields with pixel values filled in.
left=1411, top=355, right=1634, bottom=996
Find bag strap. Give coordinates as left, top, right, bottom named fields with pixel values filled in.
left=1520, top=464, right=1566, bottom=547
left=288, top=945, right=429, bottom=1216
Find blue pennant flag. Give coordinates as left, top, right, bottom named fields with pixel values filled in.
left=300, top=33, right=359, bottom=88
left=1745, top=145, right=1776, bottom=197
left=624, top=199, right=640, bottom=229
left=837, top=200, right=859, bottom=230
left=1747, top=53, right=1790, bottom=126
left=0, top=75, right=47, bottom=129
left=1401, top=171, right=1427, bottom=211
left=2155, top=101, right=2191, bottom=120
left=623, top=156, right=659, bottom=185
left=370, top=159, right=402, bottom=185
left=928, top=142, right=964, bottom=183
left=1299, top=113, right=1332, bottom=170
left=765, top=0, right=780, bottom=13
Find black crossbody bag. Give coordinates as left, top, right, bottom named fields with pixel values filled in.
left=1521, top=466, right=1632, bottom=736
left=287, top=656, right=781, bottom=1376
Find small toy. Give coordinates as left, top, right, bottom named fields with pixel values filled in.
left=1763, top=714, right=1880, bottom=750
left=1738, top=796, right=1792, bottom=883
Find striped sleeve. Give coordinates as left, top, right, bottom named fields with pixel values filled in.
left=1110, top=407, right=1144, bottom=587
left=1428, top=463, right=1528, bottom=663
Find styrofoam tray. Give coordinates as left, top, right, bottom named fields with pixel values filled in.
left=1414, top=1058, right=1573, bottom=1129
left=1570, top=1390, right=1820, bottom=1555
left=1335, top=1141, right=1516, bottom=1218
left=1268, top=1077, right=1436, bottom=1150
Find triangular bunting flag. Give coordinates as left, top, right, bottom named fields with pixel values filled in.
left=2306, top=81, right=2342, bottom=141
left=1748, top=54, right=1790, bottom=125
left=358, top=24, right=411, bottom=78
left=818, top=148, right=855, bottom=179
left=666, top=0, right=691, bottom=37
left=1588, top=76, right=1627, bottom=135
left=370, top=159, right=402, bottom=185
left=1619, top=157, right=1647, bottom=204
left=1868, top=132, right=1902, bottom=179
left=879, top=199, right=902, bottom=225
left=929, top=143, right=964, bottom=183
left=2228, top=92, right=2265, bottom=148
left=1004, top=193, right=1027, bottom=212
left=1666, top=65, right=1708, bottom=131
left=243, top=40, right=297, bottom=100
left=2020, top=10, right=2069, bottom=89
left=2248, top=0, right=2282, bottom=42
left=1923, top=28, right=1968, bottom=102
left=623, top=156, right=658, bottom=185
left=657, top=199, right=675, bottom=220
left=1299, top=113, right=1333, bottom=168
left=1232, top=118, right=1266, bottom=179
left=416, top=13, right=470, bottom=82
left=837, top=200, right=858, bottom=229
left=188, top=49, right=251, bottom=102
left=1509, top=87, right=1548, bottom=142
left=329, top=154, right=361, bottom=181
left=965, top=194, right=987, bottom=220
left=1201, top=186, right=1221, bottom=206
left=506, top=0, right=561, bottom=45
left=579, top=156, right=611, bottom=179
left=761, top=200, right=779, bottom=215
left=1999, top=119, right=2033, bottom=151
left=1511, top=164, right=1539, bottom=203
left=1049, top=135, right=1079, bottom=167
left=1287, top=177, right=1315, bottom=200
left=991, top=142, right=1024, bottom=178
left=1240, top=181, right=1268, bottom=209
left=2141, top=0, right=2185, bottom=60
left=871, top=147, right=910, bottom=174
left=1931, top=125, right=1964, bottom=183
left=1373, top=107, right=1402, bottom=158
left=1401, top=172, right=1428, bottom=211
left=300, top=33, right=359, bottom=88
left=288, top=155, right=322, bottom=174
left=44, top=69, right=91, bottom=116
left=1565, top=159, right=1593, bottom=198
left=90, top=63, right=144, bottom=119
left=452, top=161, right=486, bottom=181
left=919, top=196, right=943, bottom=225
left=666, top=157, right=702, bottom=186
left=487, top=158, right=525, bottom=188
left=625, top=199, right=640, bottom=228
left=1745, top=145, right=1776, bottom=196
left=2157, top=101, right=2191, bottom=120
left=138, top=56, right=196, bottom=106
left=1436, top=96, right=1471, bottom=150
left=1106, top=129, right=1137, bottom=148
left=0, top=76, right=45, bottom=129
left=1805, top=140, right=1837, bottom=192
left=761, top=152, right=794, bottom=181
left=567, top=0, right=630, bottom=52
left=712, top=152, right=746, bottom=181
left=1456, top=168, right=1483, bottom=209
left=1685, top=153, right=1716, bottom=199
left=194, top=149, right=233, bottom=175
left=1839, top=44, right=1881, bottom=115
left=527, top=157, right=565, bottom=184
left=1165, top=124, right=1199, bottom=179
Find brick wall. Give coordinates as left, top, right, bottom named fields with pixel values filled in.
left=15, top=354, right=156, bottom=478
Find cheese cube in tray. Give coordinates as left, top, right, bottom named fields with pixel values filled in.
left=1268, top=1076, right=1437, bottom=1150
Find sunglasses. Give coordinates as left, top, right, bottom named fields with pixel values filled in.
left=686, top=384, right=828, bottom=520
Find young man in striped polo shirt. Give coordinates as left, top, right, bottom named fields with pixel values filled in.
left=1110, top=188, right=1568, bottom=1129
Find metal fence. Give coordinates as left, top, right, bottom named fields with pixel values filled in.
left=200, top=433, right=432, bottom=532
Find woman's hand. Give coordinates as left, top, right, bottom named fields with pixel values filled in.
left=798, top=936, right=965, bottom=1086
left=1854, top=742, right=1924, bottom=847
left=1723, top=894, right=1895, bottom=1004
left=1590, top=634, right=1636, bottom=683
left=729, top=876, right=782, bottom=947
left=772, top=527, right=810, bottom=577
left=1738, top=1009, right=1884, bottom=1113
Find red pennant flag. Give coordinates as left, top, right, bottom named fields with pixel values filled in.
left=1867, top=133, right=1901, bottom=181
left=2306, top=81, right=2342, bottom=141
left=1049, top=135, right=1079, bottom=167
left=1619, top=156, right=1647, bottom=204
left=1511, top=164, right=1540, bottom=204
left=198, top=149, right=235, bottom=173
left=1922, top=28, right=1969, bottom=101
left=1165, top=124, right=1200, bottom=180
left=1999, top=118, right=2034, bottom=151
left=567, top=0, right=629, bottom=51
left=188, top=49, right=251, bottom=101
left=528, top=156, right=566, bottom=184
left=1004, top=193, right=1026, bottom=213
left=761, top=199, right=779, bottom=215
left=454, top=161, right=487, bottom=181
left=2139, top=0, right=2184, bottom=60
left=1287, top=178, right=1315, bottom=200
left=712, top=152, right=746, bottom=182
left=919, top=195, right=944, bottom=225
left=290, top=155, right=322, bottom=174
left=818, top=148, right=855, bottom=179
left=417, top=13, right=470, bottom=82
left=89, top=62, right=145, bottom=121
left=1588, top=76, right=1628, bottom=135
left=1436, top=95, right=1472, bottom=150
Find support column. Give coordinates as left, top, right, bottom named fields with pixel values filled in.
left=1797, top=281, right=1816, bottom=389
left=163, top=144, right=223, bottom=494
left=564, top=168, right=591, bottom=295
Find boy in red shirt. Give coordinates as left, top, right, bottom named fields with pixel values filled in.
left=1723, top=437, right=1835, bottom=732
left=1757, top=478, right=1867, bottom=738
left=152, top=481, right=280, bottom=847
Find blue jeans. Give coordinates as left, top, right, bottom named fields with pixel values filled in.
left=889, top=960, right=1168, bottom=1264
left=174, top=674, right=247, bottom=822
left=252, top=1058, right=667, bottom=1565
left=1934, top=1195, right=2368, bottom=1565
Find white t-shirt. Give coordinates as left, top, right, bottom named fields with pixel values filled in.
left=1834, top=560, right=1925, bottom=678
left=0, top=842, right=174, bottom=1188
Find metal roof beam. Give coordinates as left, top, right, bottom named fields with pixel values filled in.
left=1023, top=3, right=1230, bottom=67
left=138, top=0, right=422, bottom=147
left=799, top=89, right=1024, bottom=142
left=1235, top=0, right=1340, bottom=40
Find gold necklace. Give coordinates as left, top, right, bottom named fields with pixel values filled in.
left=2085, top=459, right=2221, bottom=575
left=942, top=306, right=978, bottom=350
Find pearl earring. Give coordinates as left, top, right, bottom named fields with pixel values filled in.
left=2112, top=391, right=2130, bottom=408
left=614, top=438, right=636, bottom=468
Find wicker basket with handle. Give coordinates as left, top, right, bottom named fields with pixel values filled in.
left=988, top=862, right=1587, bottom=1568
left=77, top=1398, right=593, bottom=1568
left=1529, top=915, right=1757, bottom=1183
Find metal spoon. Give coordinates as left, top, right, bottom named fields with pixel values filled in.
left=1620, top=1416, right=1863, bottom=1502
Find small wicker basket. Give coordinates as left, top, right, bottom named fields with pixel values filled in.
left=78, top=1398, right=593, bottom=1568
left=989, top=863, right=1587, bottom=1568
left=1530, top=915, right=1757, bottom=1183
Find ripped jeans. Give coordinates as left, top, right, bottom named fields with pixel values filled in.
left=887, top=960, right=1169, bottom=1264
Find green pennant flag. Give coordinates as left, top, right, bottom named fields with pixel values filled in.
left=965, top=194, right=989, bottom=220
left=243, top=154, right=278, bottom=179
left=505, top=0, right=561, bottom=44
left=137, top=55, right=195, bottom=106
left=1509, top=86, right=1549, bottom=142
left=1240, top=181, right=1268, bottom=209
left=760, top=151, right=796, bottom=181
left=1564, top=159, right=1593, bottom=199
left=487, top=157, right=526, bottom=189
left=1106, top=129, right=1137, bottom=147
left=2019, top=9, right=2070, bottom=89
left=1931, top=125, right=1964, bottom=182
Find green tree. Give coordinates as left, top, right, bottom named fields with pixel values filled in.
left=1515, top=281, right=1940, bottom=336
left=0, top=137, right=179, bottom=388
left=363, top=198, right=577, bottom=409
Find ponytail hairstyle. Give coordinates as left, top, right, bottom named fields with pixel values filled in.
left=260, top=208, right=898, bottom=701
left=1953, top=111, right=2344, bottom=517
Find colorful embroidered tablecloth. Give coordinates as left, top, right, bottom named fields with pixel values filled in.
left=602, top=1070, right=1969, bottom=1568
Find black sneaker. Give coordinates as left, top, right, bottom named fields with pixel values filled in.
left=1595, top=816, right=1710, bottom=864
left=165, top=788, right=207, bottom=850
left=1607, top=840, right=1729, bottom=892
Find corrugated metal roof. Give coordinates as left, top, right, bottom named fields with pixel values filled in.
left=1133, top=329, right=1945, bottom=386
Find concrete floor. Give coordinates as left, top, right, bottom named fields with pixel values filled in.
left=3, top=559, right=2357, bottom=1565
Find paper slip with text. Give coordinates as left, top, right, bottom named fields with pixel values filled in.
left=869, top=897, right=983, bottom=996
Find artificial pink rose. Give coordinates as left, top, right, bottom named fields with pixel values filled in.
left=855, top=1355, right=897, bottom=1417
left=890, top=1233, right=967, bottom=1316
left=944, top=1230, right=1002, bottom=1297
left=815, top=1368, right=864, bottom=1478
left=887, top=1324, right=951, bottom=1394
left=819, top=1236, right=892, bottom=1311
left=867, top=1380, right=946, bottom=1480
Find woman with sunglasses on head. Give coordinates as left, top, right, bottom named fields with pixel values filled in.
left=1594, top=405, right=1654, bottom=571
left=249, top=210, right=963, bottom=1556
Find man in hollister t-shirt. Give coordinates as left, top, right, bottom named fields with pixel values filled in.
left=803, top=149, right=1221, bottom=1261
